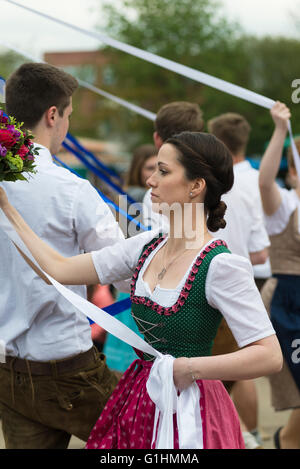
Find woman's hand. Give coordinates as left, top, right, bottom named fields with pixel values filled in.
left=173, top=357, right=194, bottom=391
left=0, top=186, right=9, bottom=209
left=271, top=101, right=291, bottom=131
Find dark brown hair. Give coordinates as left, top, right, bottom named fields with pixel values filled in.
left=155, top=102, right=204, bottom=142
left=166, top=132, right=234, bottom=232
left=6, top=63, right=78, bottom=130
left=126, top=144, right=158, bottom=187
left=207, top=113, right=251, bottom=155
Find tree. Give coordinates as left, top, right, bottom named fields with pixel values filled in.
left=0, top=50, right=26, bottom=84
left=94, top=0, right=248, bottom=148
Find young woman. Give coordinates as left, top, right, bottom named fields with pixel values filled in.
left=259, top=102, right=300, bottom=449
left=0, top=132, right=282, bottom=449
left=125, top=144, right=158, bottom=202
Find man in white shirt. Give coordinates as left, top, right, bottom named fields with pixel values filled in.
left=0, top=63, right=125, bottom=449
left=208, top=112, right=271, bottom=449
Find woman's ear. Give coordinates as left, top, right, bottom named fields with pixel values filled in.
left=190, top=178, right=206, bottom=198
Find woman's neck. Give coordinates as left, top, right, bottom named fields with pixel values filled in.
left=167, top=207, right=210, bottom=253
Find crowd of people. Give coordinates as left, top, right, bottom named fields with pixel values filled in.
left=0, top=61, right=299, bottom=450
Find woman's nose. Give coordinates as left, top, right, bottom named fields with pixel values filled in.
left=146, top=173, right=157, bottom=188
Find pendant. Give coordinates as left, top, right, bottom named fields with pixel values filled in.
left=157, top=268, right=167, bottom=281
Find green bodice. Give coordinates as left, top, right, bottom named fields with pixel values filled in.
left=130, top=236, right=231, bottom=360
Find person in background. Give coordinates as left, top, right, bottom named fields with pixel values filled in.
left=208, top=112, right=271, bottom=449
left=125, top=144, right=158, bottom=202
left=259, top=102, right=300, bottom=449
left=87, top=284, right=114, bottom=353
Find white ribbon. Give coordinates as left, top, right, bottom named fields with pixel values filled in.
left=146, top=355, right=203, bottom=449
left=0, top=210, right=203, bottom=449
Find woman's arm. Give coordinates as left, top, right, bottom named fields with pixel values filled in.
left=259, top=101, right=291, bottom=216
left=0, top=188, right=98, bottom=285
left=173, top=335, right=282, bottom=391
left=0, top=188, right=157, bottom=286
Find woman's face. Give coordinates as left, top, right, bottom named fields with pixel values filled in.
left=140, top=155, right=157, bottom=187
left=146, top=143, right=197, bottom=211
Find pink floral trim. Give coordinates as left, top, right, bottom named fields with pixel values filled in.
left=130, top=237, right=228, bottom=317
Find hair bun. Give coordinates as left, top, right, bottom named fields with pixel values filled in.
left=207, top=201, right=227, bottom=232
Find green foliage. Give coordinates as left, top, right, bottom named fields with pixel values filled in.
left=0, top=51, right=26, bottom=83
left=91, top=0, right=300, bottom=156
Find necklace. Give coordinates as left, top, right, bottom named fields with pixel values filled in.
left=157, top=244, right=189, bottom=281
left=157, top=232, right=210, bottom=281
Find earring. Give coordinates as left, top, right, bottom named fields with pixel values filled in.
left=190, top=192, right=193, bottom=198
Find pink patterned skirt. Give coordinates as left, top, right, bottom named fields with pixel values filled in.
left=86, top=358, right=245, bottom=450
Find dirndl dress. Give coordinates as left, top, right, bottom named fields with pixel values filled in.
left=86, top=238, right=244, bottom=449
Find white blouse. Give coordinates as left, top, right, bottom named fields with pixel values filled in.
left=265, top=188, right=300, bottom=236
left=92, top=232, right=275, bottom=349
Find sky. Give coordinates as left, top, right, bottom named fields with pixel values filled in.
left=0, top=0, right=299, bottom=60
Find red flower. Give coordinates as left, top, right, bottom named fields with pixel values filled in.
left=0, top=129, right=17, bottom=148
left=17, top=145, right=30, bottom=160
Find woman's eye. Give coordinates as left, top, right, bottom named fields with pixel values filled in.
left=159, top=169, right=168, bottom=175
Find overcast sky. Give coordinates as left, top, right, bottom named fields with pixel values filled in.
left=0, top=0, right=299, bottom=59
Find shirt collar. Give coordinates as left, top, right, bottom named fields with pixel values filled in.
left=33, top=143, right=54, bottom=166
left=233, top=160, right=252, bottom=174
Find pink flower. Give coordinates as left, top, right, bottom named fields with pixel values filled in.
left=0, top=129, right=17, bottom=148
left=17, top=145, right=30, bottom=160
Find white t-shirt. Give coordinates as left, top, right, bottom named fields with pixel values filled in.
left=92, top=234, right=275, bottom=350
left=265, top=188, right=300, bottom=236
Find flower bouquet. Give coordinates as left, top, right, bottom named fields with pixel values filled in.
left=0, top=109, right=39, bottom=182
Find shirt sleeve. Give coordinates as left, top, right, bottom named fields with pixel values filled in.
left=264, top=188, right=297, bottom=236
left=91, top=229, right=159, bottom=287
left=72, top=180, right=125, bottom=252
left=206, top=253, right=276, bottom=348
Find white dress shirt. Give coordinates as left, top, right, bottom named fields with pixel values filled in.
left=92, top=235, right=275, bottom=349
left=0, top=144, right=125, bottom=361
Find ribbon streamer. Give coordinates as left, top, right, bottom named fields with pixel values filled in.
left=0, top=210, right=203, bottom=449
left=0, top=38, right=156, bottom=122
